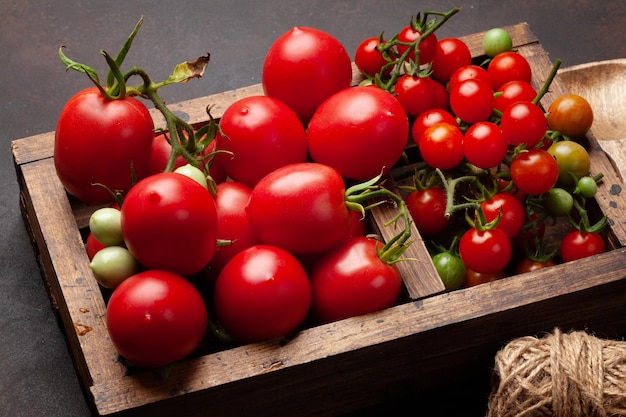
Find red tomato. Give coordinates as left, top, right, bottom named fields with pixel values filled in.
left=464, top=268, right=505, bottom=287
left=510, top=148, right=559, bottom=195
left=306, top=86, right=409, bottom=181
left=405, top=186, right=450, bottom=236
left=262, top=26, right=352, bottom=123
left=54, top=87, right=154, bottom=204
left=354, top=37, right=391, bottom=77
left=246, top=162, right=352, bottom=255
left=396, top=25, right=438, bottom=64
left=430, top=79, right=451, bottom=110
left=463, top=121, right=507, bottom=169
left=85, top=231, right=107, bottom=261
left=431, top=37, right=472, bottom=83
left=449, top=64, right=494, bottom=90
left=494, top=80, right=537, bottom=113
left=412, top=108, right=458, bottom=140
left=500, top=101, right=547, bottom=147
left=515, top=258, right=555, bottom=274
left=418, top=122, right=464, bottom=170
left=210, top=181, right=259, bottom=274
left=449, top=78, right=495, bottom=124
left=106, top=270, right=208, bottom=368
left=121, top=172, right=218, bottom=276
left=393, top=75, right=436, bottom=117
left=213, top=245, right=311, bottom=343
left=216, top=95, right=308, bottom=188
left=459, top=227, right=512, bottom=274
left=310, top=236, right=403, bottom=323
left=480, top=193, right=526, bottom=239
left=547, top=94, right=594, bottom=138
left=560, top=230, right=606, bottom=262
left=487, top=51, right=532, bottom=90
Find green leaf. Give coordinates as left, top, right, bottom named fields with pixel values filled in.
left=58, top=46, right=101, bottom=85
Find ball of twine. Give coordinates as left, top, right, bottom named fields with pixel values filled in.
left=487, top=328, right=626, bottom=417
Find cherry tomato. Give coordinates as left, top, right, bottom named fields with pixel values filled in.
left=89, top=246, right=138, bottom=289
left=547, top=94, right=594, bottom=138
left=412, top=108, right=458, bottom=140
left=449, top=78, right=495, bottom=124
left=459, top=227, right=512, bottom=274
left=307, top=86, right=409, bottom=181
left=106, top=270, right=208, bottom=368
left=214, top=245, right=311, bottom=343
left=449, top=64, right=494, bottom=91
left=393, top=75, right=436, bottom=117
left=310, top=236, right=403, bottom=323
left=515, top=258, right=555, bottom=275
left=487, top=51, right=532, bottom=90
left=431, top=37, right=472, bottom=83
left=463, top=121, right=507, bottom=169
left=405, top=186, right=450, bottom=236
left=216, top=95, right=308, bottom=188
left=54, top=87, right=154, bottom=204
left=262, top=26, right=352, bottom=123
left=510, top=148, right=559, bottom=195
left=432, top=251, right=466, bottom=291
left=494, top=80, right=537, bottom=113
left=547, top=140, right=591, bottom=188
left=121, top=172, right=218, bottom=276
left=396, top=25, right=438, bottom=65
left=418, top=122, right=464, bottom=170
left=481, top=192, right=526, bottom=239
left=500, top=101, right=547, bottom=147
left=482, top=28, right=513, bottom=58
left=246, top=162, right=352, bottom=255
left=354, top=37, right=391, bottom=77
left=464, top=268, right=505, bottom=287
left=542, top=187, right=574, bottom=216
left=86, top=231, right=108, bottom=261
left=430, top=79, right=451, bottom=110
left=577, top=176, right=598, bottom=198
left=560, top=230, right=606, bottom=262
left=89, top=207, right=123, bottom=247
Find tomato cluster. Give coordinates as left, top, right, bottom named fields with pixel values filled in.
left=61, top=11, right=608, bottom=371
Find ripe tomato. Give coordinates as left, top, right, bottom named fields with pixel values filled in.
left=449, top=64, right=494, bottom=91
left=307, top=86, right=409, bottom=181
left=54, top=87, right=154, bottom=204
left=418, top=122, right=464, bottom=170
left=354, top=37, right=391, bottom=77
left=515, top=257, right=555, bottom=274
left=412, top=108, right=458, bottom=140
left=213, top=245, right=311, bottom=343
left=216, top=95, right=308, bottom=188
left=430, top=79, right=451, bottom=110
left=560, top=230, right=605, bottom=262
left=431, top=37, right=472, bottom=83
left=510, top=148, right=559, bottom=195
left=393, top=75, right=436, bottom=117
left=246, top=162, right=352, bottom=255
left=210, top=181, right=259, bottom=274
left=396, top=24, right=438, bottom=65
left=449, top=78, right=495, bottom=124
left=500, top=101, right=547, bottom=147
left=262, top=26, right=352, bottom=123
left=480, top=193, right=526, bottom=239
left=85, top=231, right=108, bottom=261
left=547, top=94, right=594, bottom=138
left=106, top=270, right=208, bottom=368
left=310, top=236, right=403, bottom=323
left=487, top=51, right=532, bottom=90
left=121, top=172, right=218, bottom=276
left=494, top=80, right=537, bottom=113
left=464, top=268, right=505, bottom=287
left=546, top=140, right=591, bottom=188
left=405, top=186, right=450, bottom=236
left=463, top=121, right=507, bottom=169
left=459, top=227, right=512, bottom=274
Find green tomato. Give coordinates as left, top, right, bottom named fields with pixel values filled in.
left=547, top=140, right=591, bottom=188
left=89, top=246, right=138, bottom=289
left=432, top=251, right=467, bottom=291
left=482, top=28, right=513, bottom=58
left=577, top=176, right=598, bottom=198
left=89, top=207, right=123, bottom=246
left=542, top=187, right=574, bottom=216
left=174, top=164, right=209, bottom=190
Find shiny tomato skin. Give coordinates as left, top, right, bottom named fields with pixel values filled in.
left=480, top=192, right=526, bottom=239
left=449, top=78, right=495, bottom=124
left=85, top=231, right=108, bottom=261
left=459, top=227, right=512, bottom=274
left=494, top=80, right=537, bottom=112
left=121, top=172, right=218, bottom=276
left=449, top=64, right=494, bottom=91
left=216, top=95, right=308, bottom=188
left=393, top=75, right=436, bottom=117
left=213, top=245, right=311, bottom=343
left=418, top=122, right=464, bottom=170
left=547, top=139, right=591, bottom=188
left=431, top=37, right=472, bottom=83
left=547, top=94, right=594, bottom=138
left=310, top=236, right=403, bottom=323
left=405, top=187, right=450, bottom=236
left=560, top=230, right=605, bottom=262
left=464, top=268, right=505, bottom=287
left=54, top=87, right=154, bottom=205
left=463, top=121, right=507, bottom=169
left=246, top=162, right=352, bottom=255
left=412, top=108, right=458, bottom=140
left=262, top=26, right=352, bottom=123
left=487, top=51, right=532, bottom=90
left=510, top=148, right=559, bottom=196
left=106, top=270, right=208, bottom=368
left=515, top=258, right=555, bottom=274
left=500, top=101, right=547, bottom=147
left=354, top=37, right=391, bottom=77
left=307, top=86, right=409, bottom=181
left=396, top=25, right=438, bottom=64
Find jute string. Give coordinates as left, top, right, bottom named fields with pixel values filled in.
left=487, top=328, right=626, bottom=417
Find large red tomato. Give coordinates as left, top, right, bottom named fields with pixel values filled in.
left=54, top=87, right=154, bottom=204
left=306, top=86, right=409, bottom=181
left=120, top=172, right=218, bottom=276
left=106, top=269, right=208, bottom=368
left=262, top=26, right=353, bottom=123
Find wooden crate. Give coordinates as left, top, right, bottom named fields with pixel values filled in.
left=11, top=22, right=626, bottom=417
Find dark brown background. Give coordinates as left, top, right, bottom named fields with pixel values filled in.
left=1, top=1, right=624, bottom=416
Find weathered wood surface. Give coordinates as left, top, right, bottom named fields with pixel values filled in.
left=11, top=22, right=626, bottom=417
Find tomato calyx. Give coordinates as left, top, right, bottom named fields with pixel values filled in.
left=567, top=194, right=608, bottom=235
